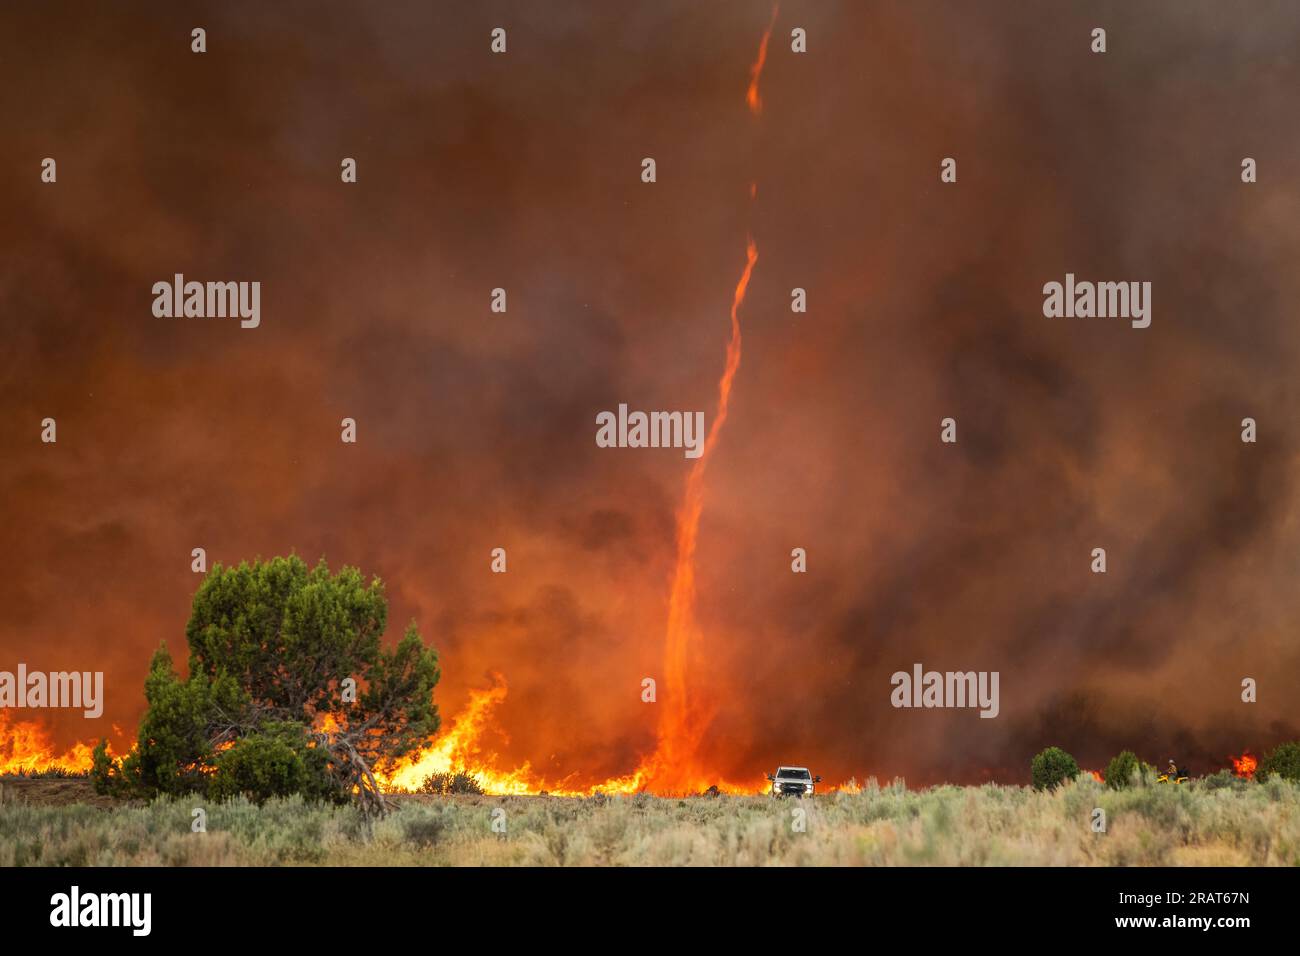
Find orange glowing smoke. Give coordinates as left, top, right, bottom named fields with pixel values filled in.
left=0, top=711, right=97, bottom=775
left=392, top=6, right=779, bottom=799
left=395, top=11, right=778, bottom=797
left=5, top=8, right=786, bottom=802
left=1230, top=751, right=1257, bottom=779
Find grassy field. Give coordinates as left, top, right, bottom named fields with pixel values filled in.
left=2, top=774, right=1297, bottom=866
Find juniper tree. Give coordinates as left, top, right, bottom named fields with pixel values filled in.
left=1030, top=746, right=1079, bottom=791
left=92, top=556, right=439, bottom=813
left=1257, top=741, right=1300, bottom=783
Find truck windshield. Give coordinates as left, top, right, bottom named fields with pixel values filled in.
left=778, top=769, right=811, bottom=780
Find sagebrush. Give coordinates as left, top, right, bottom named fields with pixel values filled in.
left=5, top=775, right=1299, bottom=866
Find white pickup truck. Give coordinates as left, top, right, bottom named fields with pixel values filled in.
left=767, top=766, right=822, bottom=797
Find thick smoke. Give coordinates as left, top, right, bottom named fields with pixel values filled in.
left=1, top=1, right=1298, bottom=785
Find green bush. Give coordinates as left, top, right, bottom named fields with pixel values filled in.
left=418, top=771, right=485, bottom=796
left=1104, top=750, right=1142, bottom=790
left=93, top=556, right=441, bottom=811
left=209, top=722, right=340, bottom=805
left=401, top=808, right=446, bottom=847
left=90, top=740, right=121, bottom=795
left=1257, top=742, right=1300, bottom=783
left=1201, top=769, right=1249, bottom=791
left=1031, top=746, right=1079, bottom=791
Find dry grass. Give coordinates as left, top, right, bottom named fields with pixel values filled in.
left=0, top=776, right=122, bottom=809
left=2, top=774, right=1297, bottom=866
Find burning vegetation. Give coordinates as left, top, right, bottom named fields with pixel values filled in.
left=0, top=712, right=102, bottom=777
left=1231, top=752, right=1258, bottom=780
left=5, top=7, right=1299, bottom=810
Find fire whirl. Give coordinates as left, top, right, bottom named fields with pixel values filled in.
left=589, top=5, right=777, bottom=796
left=379, top=9, right=781, bottom=798
left=629, top=237, right=759, bottom=795
left=746, top=3, right=780, bottom=116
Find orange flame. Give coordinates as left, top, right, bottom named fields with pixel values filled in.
left=380, top=674, right=537, bottom=794
left=311, top=711, right=341, bottom=739
left=0, top=712, right=97, bottom=775
left=1230, top=751, right=1257, bottom=779
left=746, top=4, right=780, bottom=116
left=377, top=674, right=649, bottom=796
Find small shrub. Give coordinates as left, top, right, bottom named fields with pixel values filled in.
left=401, top=809, right=445, bottom=847
left=1257, top=741, right=1300, bottom=783
left=91, top=740, right=128, bottom=795
left=418, top=771, right=485, bottom=796
left=3, top=766, right=89, bottom=780
left=1201, top=769, right=1247, bottom=791
left=1031, top=747, right=1079, bottom=791
left=209, top=723, right=338, bottom=805
left=1104, top=750, right=1141, bottom=790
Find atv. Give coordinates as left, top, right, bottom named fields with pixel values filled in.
left=1156, top=769, right=1188, bottom=784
